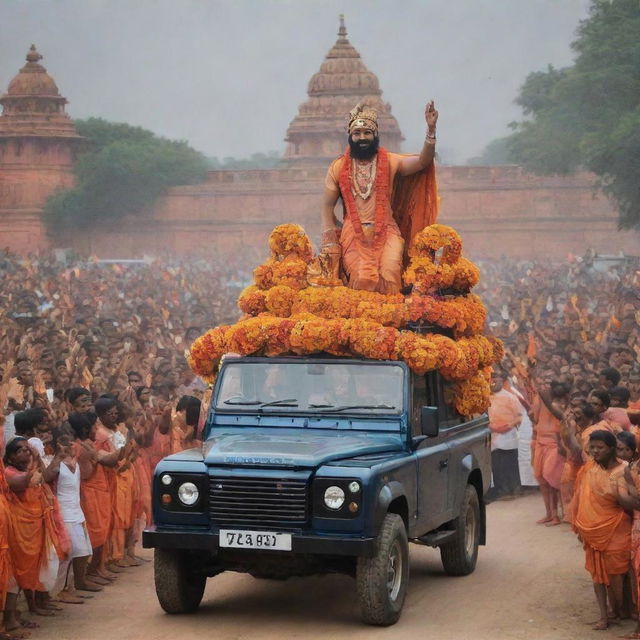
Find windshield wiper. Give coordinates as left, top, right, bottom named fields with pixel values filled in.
left=222, top=398, right=299, bottom=408
left=314, top=404, right=396, bottom=413
left=259, top=398, right=299, bottom=408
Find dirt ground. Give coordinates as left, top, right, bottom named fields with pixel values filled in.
left=24, top=493, right=637, bottom=640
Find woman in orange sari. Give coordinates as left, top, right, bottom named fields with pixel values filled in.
left=4, top=437, right=65, bottom=617
left=573, top=430, right=631, bottom=631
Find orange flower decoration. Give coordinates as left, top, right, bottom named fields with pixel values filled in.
left=268, top=224, right=313, bottom=263
left=271, top=257, right=309, bottom=290
left=253, top=260, right=275, bottom=290
left=238, top=285, right=267, bottom=315
left=409, top=224, right=462, bottom=264
left=289, top=314, right=342, bottom=354
left=265, top=285, right=297, bottom=317
left=189, top=222, right=498, bottom=418
left=225, top=317, right=268, bottom=356
left=454, top=368, right=492, bottom=416
left=451, top=257, right=480, bottom=292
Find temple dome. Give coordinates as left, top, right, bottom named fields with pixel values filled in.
left=281, top=16, right=403, bottom=167
left=6, top=45, right=61, bottom=97
left=0, top=45, right=81, bottom=140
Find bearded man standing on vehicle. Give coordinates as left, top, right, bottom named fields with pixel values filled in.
left=311, top=101, right=439, bottom=294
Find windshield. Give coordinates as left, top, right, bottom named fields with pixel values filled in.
left=215, top=361, right=405, bottom=415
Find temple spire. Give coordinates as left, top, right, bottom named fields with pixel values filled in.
left=338, top=14, right=348, bottom=41
left=26, top=44, right=43, bottom=64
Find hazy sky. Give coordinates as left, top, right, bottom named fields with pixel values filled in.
left=0, top=0, right=591, bottom=163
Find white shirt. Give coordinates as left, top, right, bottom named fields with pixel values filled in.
left=490, top=389, right=524, bottom=451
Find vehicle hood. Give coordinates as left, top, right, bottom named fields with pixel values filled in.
left=203, top=428, right=403, bottom=468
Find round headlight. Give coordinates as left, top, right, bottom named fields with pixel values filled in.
left=161, top=474, right=173, bottom=486
left=348, top=481, right=360, bottom=494
left=178, top=482, right=199, bottom=506
left=324, top=485, right=345, bottom=510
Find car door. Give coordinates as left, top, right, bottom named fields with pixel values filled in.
left=412, top=372, right=450, bottom=534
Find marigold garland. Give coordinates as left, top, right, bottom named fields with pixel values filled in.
left=253, top=261, right=274, bottom=290
left=238, top=285, right=267, bottom=315
left=268, top=224, right=313, bottom=262
left=265, top=285, right=297, bottom=317
left=409, top=224, right=462, bottom=264
left=454, top=368, right=492, bottom=416
left=193, top=222, right=503, bottom=416
left=271, top=257, right=309, bottom=290
left=338, top=147, right=390, bottom=250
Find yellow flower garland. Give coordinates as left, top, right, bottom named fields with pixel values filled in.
left=191, top=222, right=503, bottom=417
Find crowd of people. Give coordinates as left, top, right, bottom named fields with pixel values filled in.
left=481, top=253, right=640, bottom=632
left=0, top=246, right=638, bottom=637
left=0, top=250, right=255, bottom=639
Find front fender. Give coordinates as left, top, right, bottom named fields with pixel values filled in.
left=372, top=480, right=406, bottom=534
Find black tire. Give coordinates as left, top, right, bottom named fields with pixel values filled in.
left=154, top=548, right=206, bottom=614
left=356, top=513, right=409, bottom=626
left=440, top=484, right=480, bottom=576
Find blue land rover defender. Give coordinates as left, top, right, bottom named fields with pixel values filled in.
left=143, top=355, right=491, bottom=626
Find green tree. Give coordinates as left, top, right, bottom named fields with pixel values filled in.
left=505, top=0, right=640, bottom=228
left=467, top=137, right=512, bottom=165
left=44, top=118, right=208, bottom=230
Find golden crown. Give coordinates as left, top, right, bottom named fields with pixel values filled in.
left=347, top=103, right=378, bottom=134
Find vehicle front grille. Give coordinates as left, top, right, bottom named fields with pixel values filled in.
left=209, top=476, right=308, bottom=526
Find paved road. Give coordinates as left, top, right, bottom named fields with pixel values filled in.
left=31, top=494, right=632, bottom=640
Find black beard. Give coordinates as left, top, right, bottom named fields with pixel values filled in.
left=348, top=135, right=379, bottom=160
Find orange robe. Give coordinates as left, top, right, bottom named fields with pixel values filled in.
left=0, top=462, right=14, bottom=609
left=110, top=462, right=134, bottom=561
left=532, top=398, right=564, bottom=489
left=132, top=454, right=152, bottom=527
left=573, top=459, right=631, bottom=585
left=562, top=421, right=620, bottom=524
left=326, top=150, right=437, bottom=293
left=560, top=458, right=581, bottom=524
left=5, top=466, right=63, bottom=590
left=76, top=439, right=112, bottom=549
left=630, top=464, right=640, bottom=615
left=149, top=428, right=170, bottom=471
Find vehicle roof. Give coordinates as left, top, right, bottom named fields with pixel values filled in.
left=219, top=355, right=410, bottom=372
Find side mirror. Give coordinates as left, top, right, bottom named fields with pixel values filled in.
left=421, top=406, right=439, bottom=437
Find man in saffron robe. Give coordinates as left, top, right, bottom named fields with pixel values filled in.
left=532, top=377, right=571, bottom=526
left=317, top=101, right=439, bottom=293
left=573, top=430, right=631, bottom=631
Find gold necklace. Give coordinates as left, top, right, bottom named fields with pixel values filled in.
left=350, top=156, right=377, bottom=200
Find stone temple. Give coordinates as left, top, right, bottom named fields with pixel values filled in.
left=0, top=45, right=82, bottom=250
left=0, top=23, right=637, bottom=258
left=281, top=15, right=402, bottom=166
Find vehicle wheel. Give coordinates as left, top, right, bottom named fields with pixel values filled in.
left=440, top=484, right=480, bottom=576
left=154, top=548, right=206, bottom=614
left=356, top=513, right=409, bottom=626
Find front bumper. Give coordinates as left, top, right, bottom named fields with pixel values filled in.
left=143, top=526, right=376, bottom=557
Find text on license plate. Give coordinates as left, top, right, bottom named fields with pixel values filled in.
left=219, top=529, right=292, bottom=551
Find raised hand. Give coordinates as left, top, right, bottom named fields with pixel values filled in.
left=425, top=100, right=438, bottom=133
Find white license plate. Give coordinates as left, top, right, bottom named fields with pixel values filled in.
left=219, top=529, right=292, bottom=551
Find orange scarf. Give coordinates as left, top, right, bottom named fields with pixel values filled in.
left=338, top=147, right=390, bottom=250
